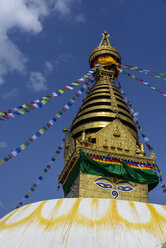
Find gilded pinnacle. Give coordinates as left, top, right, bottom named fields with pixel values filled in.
left=99, top=30, right=111, bottom=47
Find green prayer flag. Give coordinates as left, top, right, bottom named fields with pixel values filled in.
left=30, top=187, right=35, bottom=192
left=44, top=168, right=48, bottom=173
left=163, top=188, right=166, bottom=193
left=56, top=151, right=60, bottom=154
left=24, top=141, right=30, bottom=146
left=4, top=157, right=9, bottom=162
left=59, top=111, right=63, bottom=115
left=43, top=126, right=47, bottom=131
left=24, top=107, right=30, bottom=112
left=46, top=96, right=52, bottom=102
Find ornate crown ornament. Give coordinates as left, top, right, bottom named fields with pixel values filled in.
left=89, top=30, right=121, bottom=70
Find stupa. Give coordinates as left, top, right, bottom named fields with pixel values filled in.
left=0, top=31, right=165, bottom=248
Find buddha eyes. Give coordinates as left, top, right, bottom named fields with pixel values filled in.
left=95, top=178, right=135, bottom=192
left=95, top=182, right=113, bottom=189
left=117, top=185, right=134, bottom=192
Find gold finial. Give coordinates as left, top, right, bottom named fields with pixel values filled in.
left=99, top=30, right=111, bottom=47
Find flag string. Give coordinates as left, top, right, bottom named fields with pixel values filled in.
left=0, top=81, right=93, bottom=166
left=120, top=69, right=166, bottom=97
left=16, top=139, right=65, bottom=209
left=116, top=80, right=165, bottom=192
left=118, top=63, right=166, bottom=79
left=0, top=68, right=97, bottom=121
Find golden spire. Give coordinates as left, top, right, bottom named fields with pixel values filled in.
left=58, top=32, right=157, bottom=203
left=99, top=30, right=111, bottom=47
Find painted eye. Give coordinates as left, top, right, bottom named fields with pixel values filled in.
left=117, top=185, right=134, bottom=192
left=95, top=182, right=112, bottom=189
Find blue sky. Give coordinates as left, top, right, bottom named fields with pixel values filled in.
left=0, top=0, right=166, bottom=217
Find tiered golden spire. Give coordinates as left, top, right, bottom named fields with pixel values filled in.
left=58, top=31, right=157, bottom=203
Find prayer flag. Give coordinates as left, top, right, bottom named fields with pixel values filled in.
left=0, top=160, right=4, bottom=165
left=32, top=135, right=37, bottom=140
left=39, top=129, right=44, bottom=134
left=52, top=117, right=57, bottom=122
left=8, top=154, right=12, bottom=159
left=20, top=144, right=26, bottom=150
left=11, top=151, right=17, bottom=156
left=49, top=120, right=54, bottom=125
left=16, top=147, right=21, bottom=153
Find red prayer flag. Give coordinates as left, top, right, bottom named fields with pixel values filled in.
left=64, top=87, right=71, bottom=91
left=8, top=109, right=13, bottom=113
left=3, top=115, right=9, bottom=119
left=46, top=123, right=51, bottom=128
left=49, top=94, right=54, bottom=99
left=8, top=154, right=13, bottom=159
left=28, top=105, right=34, bottom=110
left=62, top=108, right=66, bottom=112
left=29, top=138, right=34, bottom=143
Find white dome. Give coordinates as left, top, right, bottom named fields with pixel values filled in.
left=0, top=198, right=166, bottom=248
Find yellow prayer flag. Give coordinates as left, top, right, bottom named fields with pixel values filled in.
left=0, top=113, right=5, bottom=116
left=41, top=100, right=46, bottom=104
left=41, top=172, right=45, bottom=177
left=18, top=109, right=24, bottom=114
left=56, top=114, right=60, bottom=118
left=83, top=85, right=87, bottom=89
left=20, top=144, right=26, bottom=150
left=140, top=129, right=142, bottom=133
left=131, top=75, right=135, bottom=79
left=151, top=87, right=156, bottom=90
left=121, top=90, right=124, bottom=93
left=22, top=104, right=27, bottom=108
left=154, top=75, right=160, bottom=78
left=71, top=83, right=79, bottom=85
left=70, top=99, right=75, bottom=103
left=42, top=97, right=47, bottom=100
left=53, top=154, right=58, bottom=158
left=0, top=160, right=4, bottom=165
left=39, top=129, right=44, bottom=134
left=130, top=109, right=134, bottom=113
left=27, top=191, right=31, bottom=196
left=58, top=90, right=64, bottom=93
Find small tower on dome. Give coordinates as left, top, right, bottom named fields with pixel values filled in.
left=58, top=31, right=159, bottom=202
